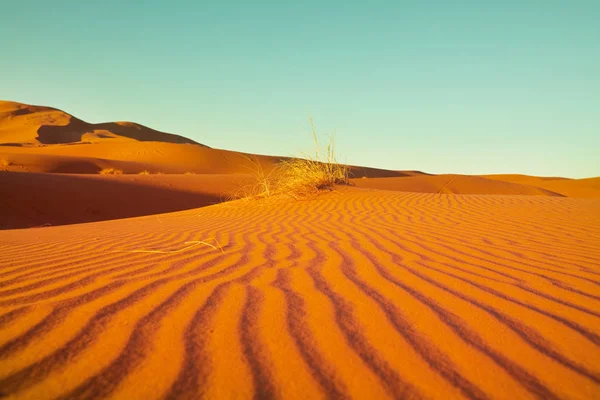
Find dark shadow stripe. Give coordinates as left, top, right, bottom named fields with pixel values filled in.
left=239, top=286, right=278, bottom=400
left=0, top=247, right=246, bottom=395
left=305, top=240, right=421, bottom=399
left=0, top=280, right=169, bottom=393
left=56, top=280, right=218, bottom=400
left=418, top=262, right=600, bottom=347
left=515, top=284, right=600, bottom=318
left=165, top=284, right=231, bottom=400
left=0, top=307, right=30, bottom=329
left=164, top=250, right=258, bottom=399
left=273, top=268, right=349, bottom=399
left=411, top=260, right=600, bottom=385
left=0, top=281, right=127, bottom=359
left=349, top=214, right=600, bottom=386
left=343, top=212, right=600, bottom=392
left=357, top=213, right=600, bottom=347
left=348, top=237, right=562, bottom=400
left=328, top=240, right=489, bottom=400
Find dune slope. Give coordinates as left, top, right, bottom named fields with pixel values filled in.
left=0, top=172, right=252, bottom=229
left=0, top=188, right=599, bottom=399
left=484, top=175, right=600, bottom=198
left=0, top=101, right=202, bottom=146
left=351, top=174, right=565, bottom=196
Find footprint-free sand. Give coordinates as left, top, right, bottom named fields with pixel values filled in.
left=1, top=189, right=599, bottom=399
left=1, top=100, right=599, bottom=399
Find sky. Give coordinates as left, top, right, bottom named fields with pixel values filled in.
left=1, top=1, right=599, bottom=178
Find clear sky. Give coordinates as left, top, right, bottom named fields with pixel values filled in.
left=1, top=1, right=598, bottom=177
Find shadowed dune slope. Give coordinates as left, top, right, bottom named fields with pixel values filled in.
left=0, top=101, right=202, bottom=146
left=351, top=174, right=566, bottom=196
left=0, top=172, right=252, bottom=229
left=0, top=188, right=599, bottom=399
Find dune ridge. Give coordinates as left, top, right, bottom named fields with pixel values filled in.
left=0, top=100, right=202, bottom=146
left=483, top=175, right=600, bottom=198
left=0, top=189, right=599, bottom=399
left=1, top=99, right=598, bottom=235
left=351, top=174, right=566, bottom=197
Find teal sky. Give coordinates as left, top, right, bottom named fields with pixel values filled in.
left=1, top=1, right=598, bottom=178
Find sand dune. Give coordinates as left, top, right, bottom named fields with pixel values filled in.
left=1, top=100, right=600, bottom=399
left=0, top=140, right=414, bottom=177
left=0, top=142, right=274, bottom=175
left=0, top=188, right=598, bottom=399
left=484, top=175, right=600, bottom=198
left=351, top=174, right=565, bottom=196
left=1, top=100, right=598, bottom=238
left=0, top=101, right=201, bottom=146
left=0, top=172, right=252, bottom=229
left=0, top=100, right=415, bottom=178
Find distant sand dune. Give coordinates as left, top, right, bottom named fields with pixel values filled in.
left=0, top=101, right=201, bottom=146
left=351, top=174, right=566, bottom=196
left=1, top=100, right=598, bottom=236
left=0, top=189, right=599, bottom=399
left=484, top=175, right=600, bottom=198
left=1, top=99, right=599, bottom=398
left=0, top=100, right=419, bottom=178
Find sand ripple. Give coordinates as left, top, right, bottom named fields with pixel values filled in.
left=0, top=189, right=599, bottom=399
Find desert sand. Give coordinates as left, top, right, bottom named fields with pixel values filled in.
left=1, top=101, right=599, bottom=399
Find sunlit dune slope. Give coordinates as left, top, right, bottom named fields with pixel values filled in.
left=0, top=141, right=413, bottom=176
left=0, top=101, right=411, bottom=177
left=484, top=174, right=600, bottom=198
left=351, top=174, right=565, bottom=196
left=482, top=174, right=569, bottom=184
left=0, top=188, right=599, bottom=399
left=0, top=101, right=202, bottom=146
left=0, top=172, right=252, bottom=229
left=0, top=141, right=278, bottom=174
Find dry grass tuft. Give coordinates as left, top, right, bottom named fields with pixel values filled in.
left=100, top=167, right=123, bottom=175
left=235, top=118, right=348, bottom=200
left=277, top=118, right=348, bottom=197
left=233, top=156, right=279, bottom=200
left=138, top=170, right=151, bottom=175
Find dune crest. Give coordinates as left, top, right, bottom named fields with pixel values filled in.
left=0, top=100, right=203, bottom=146
left=352, top=174, right=566, bottom=197
left=1, top=100, right=598, bottom=231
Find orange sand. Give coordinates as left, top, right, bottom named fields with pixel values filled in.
left=0, top=172, right=252, bottom=229
left=0, top=101, right=199, bottom=146
left=0, top=189, right=599, bottom=399
left=351, top=174, right=565, bottom=196
left=1, top=100, right=600, bottom=399
left=484, top=175, right=600, bottom=198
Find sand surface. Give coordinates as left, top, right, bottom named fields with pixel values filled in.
left=0, top=172, right=253, bottom=229
left=483, top=175, right=600, bottom=198
left=2, top=100, right=600, bottom=398
left=351, top=174, right=566, bottom=196
left=1, top=188, right=599, bottom=399
left=0, top=101, right=200, bottom=146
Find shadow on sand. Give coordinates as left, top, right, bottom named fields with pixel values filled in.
left=0, top=172, right=224, bottom=229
